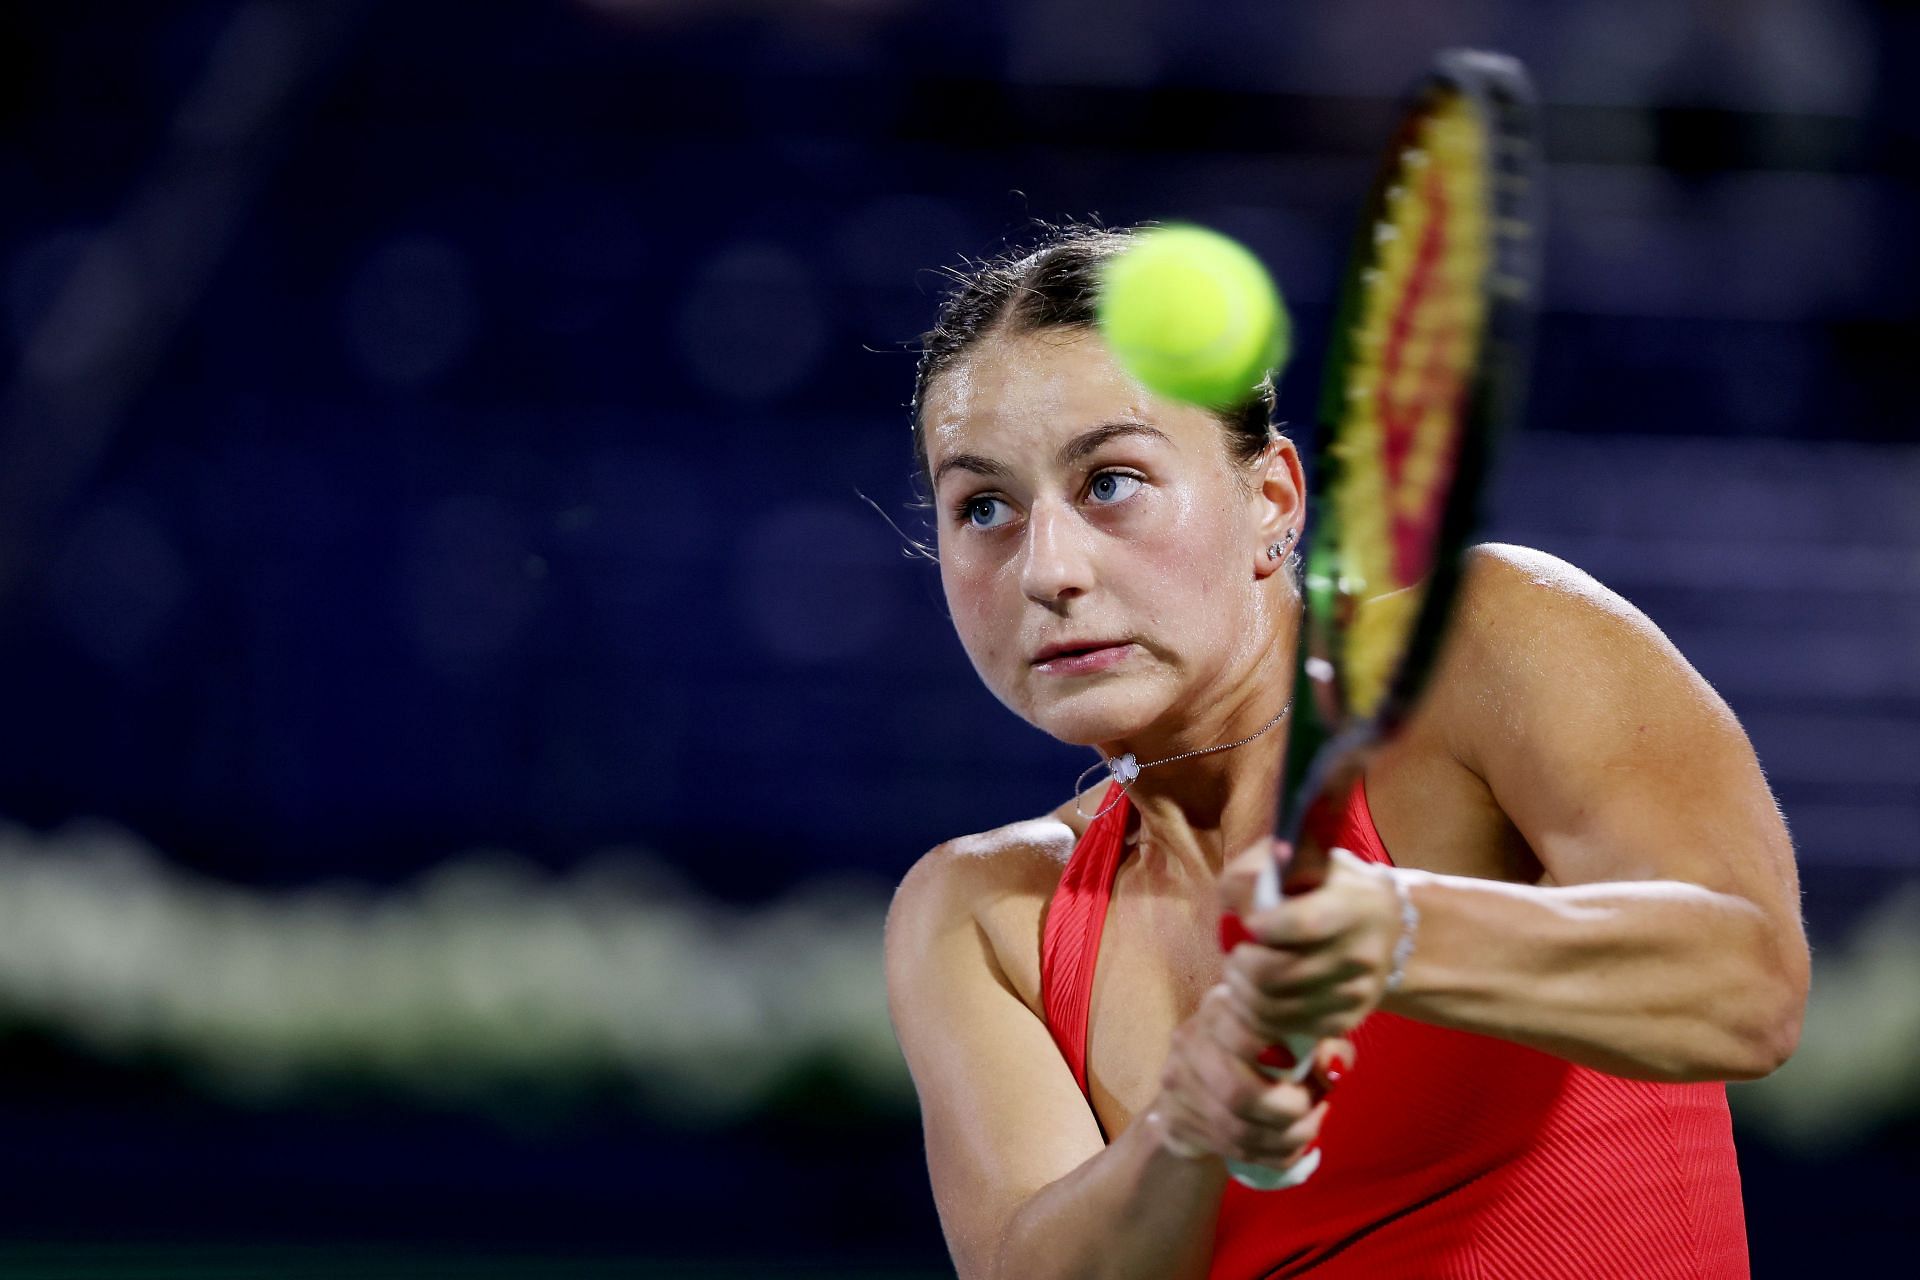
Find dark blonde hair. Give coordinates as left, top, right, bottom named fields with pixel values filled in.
left=910, top=222, right=1280, bottom=491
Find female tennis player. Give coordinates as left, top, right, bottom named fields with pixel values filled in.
left=883, top=225, right=1809, bottom=1280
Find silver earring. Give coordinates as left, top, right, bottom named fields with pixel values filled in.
left=1267, top=530, right=1296, bottom=560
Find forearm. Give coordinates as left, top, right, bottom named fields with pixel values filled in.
left=992, top=1105, right=1225, bottom=1280
left=1385, top=872, right=1805, bottom=1081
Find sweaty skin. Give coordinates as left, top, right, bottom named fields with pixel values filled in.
left=884, top=328, right=1808, bottom=1280
left=927, top=327, right=1293, bottom=760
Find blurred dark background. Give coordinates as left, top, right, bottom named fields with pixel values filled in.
left=0, top=0, right=1914, bottom=1275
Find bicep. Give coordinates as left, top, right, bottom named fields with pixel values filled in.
left=885, top=852, right=1106, bottom=1279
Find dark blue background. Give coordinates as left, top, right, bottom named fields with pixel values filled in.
left=0, top=0, right=1914, bottom=1272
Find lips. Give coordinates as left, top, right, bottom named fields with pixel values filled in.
left=1030, top=639, right=1132, bottom=666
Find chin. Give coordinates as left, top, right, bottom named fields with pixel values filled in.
left=1015, top=678, right=1165, bottom=748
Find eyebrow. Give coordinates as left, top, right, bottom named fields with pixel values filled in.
left=931, top=421, right=1171, bottom=491
left=1062, top=420, right=1171, bottom=467
left=929, top=452, right=1011, bottom=491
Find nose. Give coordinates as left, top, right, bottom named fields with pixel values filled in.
left=1020, top=499, right=1094, bottom=608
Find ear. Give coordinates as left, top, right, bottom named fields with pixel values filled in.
left=1251, top=435, right=1307, bottom=579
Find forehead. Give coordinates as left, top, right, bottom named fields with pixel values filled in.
left=922, top=328, right=1218, bottom=472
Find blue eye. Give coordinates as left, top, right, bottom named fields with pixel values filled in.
left=1088, top=472, right=1142, bottom=505
left=962, top=495, right=1012, bottom=529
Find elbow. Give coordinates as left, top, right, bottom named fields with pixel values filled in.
left=1654, top=998, right=1801, bottom=1084
left=1754, top=926, right=1813, bottom=1078
left=1717, top=960, right=1810, bottom=1083
left=1656, top=944, right=1809, bottom=1084
left=1711, top=902, right=1811, bottom=1083
left=1718, top=1014, right=1801, bottom=1083
left=1752, top=975, right=1810, bottom=1081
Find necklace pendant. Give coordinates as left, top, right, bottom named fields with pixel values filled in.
left=1110, top=753, right=1140, bottom=785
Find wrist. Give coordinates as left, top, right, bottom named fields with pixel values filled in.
left=1378, top=868, right=1425, bottom=1009
left=1143, top=1098, right=1212, bottom=1164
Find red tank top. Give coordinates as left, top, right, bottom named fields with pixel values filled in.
left=1040, top=780, right=1750, bottom=1279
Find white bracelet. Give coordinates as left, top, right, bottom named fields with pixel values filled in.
left=1383, top=870, right=1420, bottom=994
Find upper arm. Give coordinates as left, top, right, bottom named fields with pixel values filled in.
left=1441, top=545, right=1806, bottom=960
left=884, top=843, right=1106, bottom=1280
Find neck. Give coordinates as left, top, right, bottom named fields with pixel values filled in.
left=1095, top=641, right=1297, bottom=881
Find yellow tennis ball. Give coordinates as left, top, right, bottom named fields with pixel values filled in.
left=1097, top=224, right=1290, bottom=409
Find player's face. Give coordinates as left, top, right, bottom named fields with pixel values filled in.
left=923, top=328, right=1291, bottom=748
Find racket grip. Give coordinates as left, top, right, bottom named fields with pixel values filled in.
left=1224, top=1033, right=1321, bottom=1190
left=1228, top=1146, right=1322, bottom=1191
left=1220, top=864, right=1327, bottom=1190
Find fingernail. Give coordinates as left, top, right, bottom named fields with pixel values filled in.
left=1323, top=1064, right=1344, bottom=1092
left=1219, top=912, right=1254, bottom=951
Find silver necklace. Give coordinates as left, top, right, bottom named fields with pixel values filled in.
left=1073, top=691, right=1296, bottom=821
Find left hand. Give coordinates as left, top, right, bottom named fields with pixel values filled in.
left=1219, top=841, right=1405, bottom=1044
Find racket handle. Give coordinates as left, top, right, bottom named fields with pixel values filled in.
left=1225, top=1033, right=1321, bottom=1189
left=1228, top=1145, right=1321, bottom=1191
left=1220, top=855, right=1325, bottom=1190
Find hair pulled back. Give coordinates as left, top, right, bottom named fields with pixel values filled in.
left=909, top=222, right=1280, bottom=491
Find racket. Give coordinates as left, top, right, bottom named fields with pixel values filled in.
left=1219, top=48, right=1543, bottom=1191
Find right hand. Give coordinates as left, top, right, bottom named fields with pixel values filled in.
left=1147, top=982, right=1353, bottom=1176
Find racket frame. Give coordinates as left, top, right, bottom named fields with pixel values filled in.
left=1226, top=47, right=1543, bottom=1192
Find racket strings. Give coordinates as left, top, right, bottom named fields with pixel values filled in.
left=1324, top=91, right=1492, bottom=717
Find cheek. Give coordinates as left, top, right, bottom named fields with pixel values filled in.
left=939, top=552, right=1014, bottom=669
left=1129, top=492, right=1243, bottom=617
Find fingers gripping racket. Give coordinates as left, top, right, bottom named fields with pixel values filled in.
left=1220, top=49, right=1543, bottom=1191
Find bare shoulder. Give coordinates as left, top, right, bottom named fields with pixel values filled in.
left=888, top=814, right=1078, bottom=931
left=1453, top=542, right=1663, bottom=651
left=1426, top=542, right=1750, bottom=829
left=1439, top=541, right=1701, bottom=715
left=886, top=811, right=1081, bottom=1016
